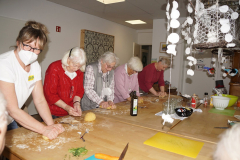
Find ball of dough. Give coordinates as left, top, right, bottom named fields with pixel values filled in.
left=138, top=98, right=144, bottom=103
left=42, top=136, right=49, bottom=141
left=84, top=112, right=96, bottom=122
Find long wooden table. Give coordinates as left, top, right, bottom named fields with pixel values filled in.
left=3, top=95, right=239, bottom=159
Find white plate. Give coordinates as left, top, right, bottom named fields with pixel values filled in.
left=219, top=5, right=229, bottom=13
left=185, top=47, right=190, bottom=54
left=220, top=24, right=230, bottom=33
left=231, top=12, right=239, bottom=20
left=170, top=19, right=180, bottom=28
left=171, top=9, right=180, bottom=19
left=225, top=34, right=233, bottom=42
left=168, top=33, right=180, bottom=44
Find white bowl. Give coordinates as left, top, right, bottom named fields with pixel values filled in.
left=212, top=96, right=230, bottom=110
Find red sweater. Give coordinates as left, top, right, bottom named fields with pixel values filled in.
left=43, top=60, right=84, bottom=116
left=138, top=63, right=165, bottom=93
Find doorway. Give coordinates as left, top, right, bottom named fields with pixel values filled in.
left=141, top=45, right=152, bottom=67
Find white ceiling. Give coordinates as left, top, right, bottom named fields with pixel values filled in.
left=47, top=0, right=188, bottom=30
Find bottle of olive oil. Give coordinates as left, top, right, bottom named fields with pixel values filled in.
left=130, top=91, right=138, bottom=116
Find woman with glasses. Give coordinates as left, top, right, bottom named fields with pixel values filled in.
left=138, top=56, right=170, bottom=97
left=0, top=21, right=64, bottom=140
left=81, top=51, right=119, bottom=111
left=114, top=57, right=143, bottom=103
left=43, top=47, right=86, bottom=119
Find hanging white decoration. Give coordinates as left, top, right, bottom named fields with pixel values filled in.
left=171, top=9, right=180, bottom=19
left=187, top=17, right=193, bottom=24
left=213, top=64, right=216, bottom=68
left=227, top=43, right=236, bottom=47
left=225, top=34, right=233, bottom=42
left=185, top=47, right=190, bottom=54
left=166, top=2, right=170, bottom=11
left=188, top=61, right=193, bottom=66
left=168, top=33, right=180, bottom=44
left=212, top=58, right=216, bottom=62
left=162, top=113, right=174, bottom=125
left=219, top=5, right=229, bottom=13
left=219, top=19, right=229, bottom=25
left=172, top=1, right=178, bottom=9
left=231, top=12, right=239, bottom=20
left=187, top=69, right=194, bottom=76
left=187, top=4, right=193, bottom=13
left=167, top=23, right=170, bottom=31
left=187, top=38, right=192, bottom=44
left=166, top=12, right=170, bottom=20
left=187, top=56, right=195, bottom=61
left=222, top=66, right=226, bottom=70
left=193, top=59, right=197, bottom=65
left=223, top=73, right=227, bottom=77
left=170, top=19, right=180, bottom=28
left=220, top=24, right=230, bottom=33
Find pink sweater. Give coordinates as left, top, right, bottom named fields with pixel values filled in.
left=114, top=64, right=140, bottom=103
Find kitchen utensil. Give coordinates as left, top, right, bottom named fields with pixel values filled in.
left=175, top=107, right=193, bottom=117
left=80, top=129, right=89, bottom=142
left=214, top=127, right=229, bottom=129
left=59, top=122, right=78, bottom=126
left=118, top=143, right=129, bottom=160
left=212, top=96, right=230, bottom=110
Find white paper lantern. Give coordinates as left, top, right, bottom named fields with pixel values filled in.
left=220, top=19, right=229, bottom=25
left=187, top=4, right=193, bottom=13
left=220, top=24, right=230, bottom=33
left=223, top=73, right=227, bottom=77
left=187, top=56, right=195, bottom=61
left=185, top=47, right=190, bottom=54
left=166, top=12, right=170, bottom=20
left=187, top=17, right=193, bottom=24
left=172, top=1, right=178, bottom=9
left=212, top=58, right=216, bottom=62
left=231, top=12, right=239, bottom=20
left=188, top=61, right=193, bottom=66
left=166, top=3, right=170, bottom=12
left=222, top=66, right=226, bottom=70
left=187, top=38, right=192, bottom=44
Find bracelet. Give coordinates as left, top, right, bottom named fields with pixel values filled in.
left=73, top=101, right=80, bottom=104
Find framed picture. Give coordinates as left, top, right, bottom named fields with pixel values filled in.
left=196, top=64, right=205, bottom=71
left=159, top=42, right=168, bottom=53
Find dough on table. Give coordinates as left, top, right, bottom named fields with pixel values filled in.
left=84, top=112, right=96, bottom=122
left=99, top=105, right=114, bottom=109
left=71, top=120, right=79, bottom=124
left=138, top=98, right=144, bottom=103
left=42, top=136, right=49, bottom=141
left=159, top=95, right=167, bottom=98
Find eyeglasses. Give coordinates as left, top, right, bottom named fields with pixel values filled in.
left=22, top=42, right=42, bottom=54
left=106, top=63, right=115, bottom=69
left=69, top=48, right=73, bottom=57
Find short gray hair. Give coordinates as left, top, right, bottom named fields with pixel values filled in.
left=99, top=51, right=119, bottom=67
left=213, top=124, right=240, bottom=160
left=158, top=56, right=171, bottom=66
left=127, top=57, right=143, bottom=72
left=62, top=47, right=87, bottom=72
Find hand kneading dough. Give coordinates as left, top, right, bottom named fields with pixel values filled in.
left=84, top=112, right=96, bottom=122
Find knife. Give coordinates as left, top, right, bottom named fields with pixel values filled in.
left=118, top=143, right=129, bottom=160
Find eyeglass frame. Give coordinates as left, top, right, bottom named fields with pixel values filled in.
left=22, top=42, right=42, bottom=54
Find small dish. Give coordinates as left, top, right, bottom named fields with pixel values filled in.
left=175, top=107, right=193, bottom=117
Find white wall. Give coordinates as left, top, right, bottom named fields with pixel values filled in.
left=0, top=0, right=137, bottom=115
left=152, top=18, right=186, bottom=93
left=137, top=29, right=153, bottom=45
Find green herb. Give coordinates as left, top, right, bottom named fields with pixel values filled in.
left=68, top=147, right=88, bottom=157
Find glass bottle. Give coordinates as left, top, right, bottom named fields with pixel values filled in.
left=203, top=92, right=210, bottom=107
left=130, top=91, right=138, bottom=116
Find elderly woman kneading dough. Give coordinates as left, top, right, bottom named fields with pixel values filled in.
left=0, top=21, right=64, bottom=140
left=44, top=47, right=86, bottom=119
left=138, top=56, right=170, bottom=97
left=114, top=57, right=143, bottom=103
left=0, top=91, right=7, bottom=154
left=81, top=52, right=119, bottom=111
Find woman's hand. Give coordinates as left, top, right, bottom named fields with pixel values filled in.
left=65, top=105, right=81, bottom=116
left=0, top=113, right=7, bottom=154
left=108, top=101, right=116, bottom=109
left=42, top=124, right=64, bottom=140
left=159, top=91, right=167, bottom=97
left=99, top=101, right=109, bottom=108
left=73, top=102, right=82, bottom=116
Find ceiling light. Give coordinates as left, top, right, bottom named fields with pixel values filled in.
left=125, top=20, right=146, bottom=24
left=97, top=0, right=125, bottom=4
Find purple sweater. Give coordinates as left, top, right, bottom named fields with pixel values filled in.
left=114, top=64, right=140, bottom=103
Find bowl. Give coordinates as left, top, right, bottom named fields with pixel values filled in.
left=175, top=107, right=193, bottom=117
left=214, top=94, right=238, bottom=107
left=212, top=96, right=230, bottom=110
